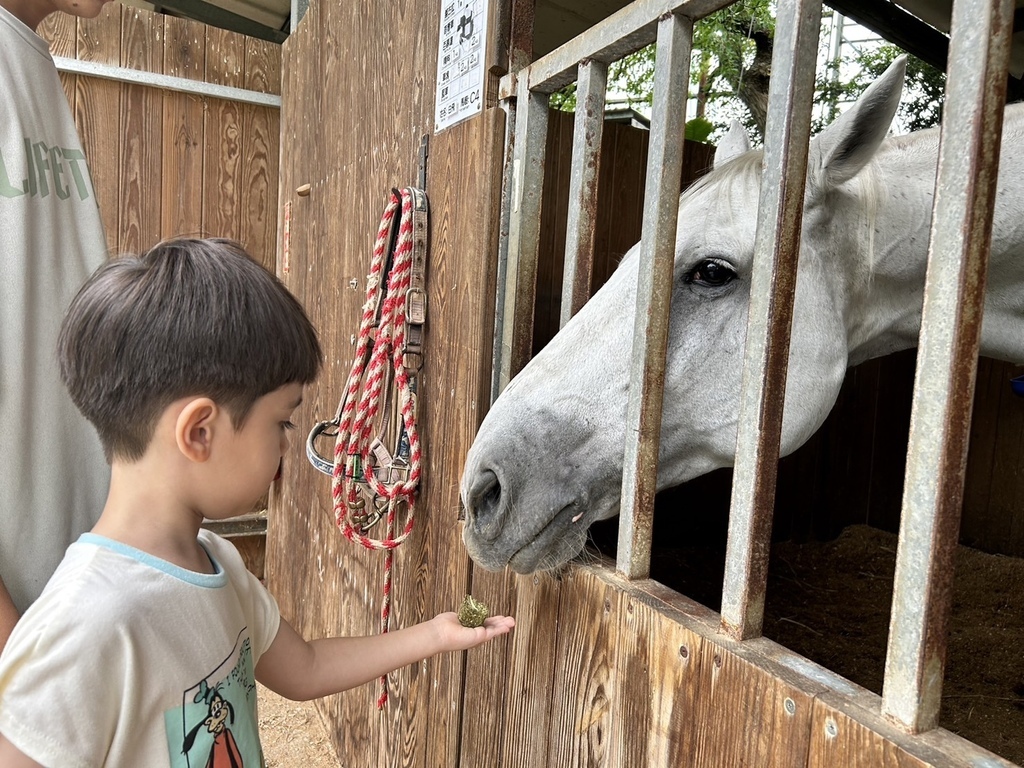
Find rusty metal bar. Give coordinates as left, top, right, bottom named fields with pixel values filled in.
left=497, top=0, right=734, bottom=99
left=881, top=0, right=1014, bottom=733
left=560, top=59, right=608, bottom=327
left=491, top=0, right=537, bottom=402
left=491, top=99, right=518, bottom=403
left=719, top=0, right=822, bottom=640
left=616, top=12, right=693, bottom=580
left=495, top=78, right=549, bottom=393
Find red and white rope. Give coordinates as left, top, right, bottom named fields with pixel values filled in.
left=331, top=188, right=421, bottom=709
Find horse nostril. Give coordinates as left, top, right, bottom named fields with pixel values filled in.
left=468, top=470, right=506, bottom=541
left=481, top=479, right=500, bottom=512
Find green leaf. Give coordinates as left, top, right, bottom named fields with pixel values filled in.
left=685, top=117, right=714, bottom=143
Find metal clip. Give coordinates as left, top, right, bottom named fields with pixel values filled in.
left=406, top=287, right=427, bottom=326
left=306, top=420, right=339, bottom=476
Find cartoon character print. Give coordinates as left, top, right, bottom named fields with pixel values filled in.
left=166, top=633, right=263, bottom=768
left=182, top=684, right=244, bottom=768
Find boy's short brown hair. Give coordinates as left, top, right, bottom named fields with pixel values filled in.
left=58, top=238, right=322, bottom=461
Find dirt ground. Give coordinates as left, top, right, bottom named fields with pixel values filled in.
left=258, top=684, right=338, bottom=766
left=258, top=524, right=1024, bottom=766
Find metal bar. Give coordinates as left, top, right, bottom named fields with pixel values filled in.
left=719, top=0, right=822, bottom=641
left=491, top=99, right=517, bottom=404
left=53, top=57, right=282, bottom=108
left=497, top=0, right=734, bottom=99
left=881, top=0, right=1014, bottom=733
left=496, top=78, right=549, bottom=392
left=560, top=59, right=608, bottom=327
left=615, top=12, right=692, bottom=580
left=490, top=0, right=535, bottom=403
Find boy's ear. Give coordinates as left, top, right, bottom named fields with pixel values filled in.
left=175, top=398, right=219, bottom=462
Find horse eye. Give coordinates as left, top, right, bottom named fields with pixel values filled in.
left=685, top=259, right=736, bottom=288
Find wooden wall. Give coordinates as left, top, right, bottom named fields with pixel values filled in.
left=39, top=2, right=281, bottom=271
left=269, top=0, right=504, bottom=765
left=519, top=560, right=1015, bottom=767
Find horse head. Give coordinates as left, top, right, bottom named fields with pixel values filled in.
left=461, top=58, right=909, bottom=573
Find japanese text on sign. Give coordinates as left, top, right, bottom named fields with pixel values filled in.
left=434, top=0, right=488, bottom=132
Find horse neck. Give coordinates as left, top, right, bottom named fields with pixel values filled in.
left=844, top=108, right=1024, bottom=367
left=842, top=139, right=939, bottom=366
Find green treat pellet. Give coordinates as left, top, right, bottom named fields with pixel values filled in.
left=458, top=594, right=489, bottom=628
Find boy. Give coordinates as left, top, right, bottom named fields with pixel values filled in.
left=0, top=238, right=514, bottom=767
left=0, top=0, right=115, bottom=648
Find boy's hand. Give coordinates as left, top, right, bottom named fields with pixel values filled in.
left=430, top=611, right=515, bottom=652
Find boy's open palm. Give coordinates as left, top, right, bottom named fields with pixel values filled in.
left=429, top=611, right=516, bottom=651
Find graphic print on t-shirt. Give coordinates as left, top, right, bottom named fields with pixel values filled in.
left=165, top=630, right=264, bottom=767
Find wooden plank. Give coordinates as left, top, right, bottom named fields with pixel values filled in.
left=638, top=602, right=705, bottom=766
left=38, top=12, right=76, bottom=58
left=597, top=122, right=647, bottom=289
left=495, top=572, right=563, bottom=768
left=807, top=687, right=1018, bottom=767
left=270, top=1, right=480, bottom=767
left=267, top=0, right=339, bottom=742
left=962, top=358, right=1003, bottom=548
left=976, top=360, right=1024, bottom=550
left=76, top=1, right=121, bottom=65
left=607, top=585, right=708, bottom=766
left=240, top=37, right=281, bottom=270
left=161, top=15, right=206, bottom=239
left=533, top=110, right=573, bottom=351
left=688, top=638, right=815, bottom=765
left=118, top=6, right=164, bottom=254
left=202, top=26, right=245, bottom=240
left=423, top=112, right=507, bottom=768
left=808, top=700, right=933, bottom=768
left=75, top=4, right=122, bottom=247
left=547, top=573, right=619, bottom=766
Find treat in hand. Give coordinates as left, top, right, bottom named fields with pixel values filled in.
left=458, top=594, right=489, bottom=628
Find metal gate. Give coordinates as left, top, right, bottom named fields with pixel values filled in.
left=494, top=0, right=1014, bottom=745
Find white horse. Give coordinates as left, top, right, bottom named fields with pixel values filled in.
left=460, top=57, right=1024, bottom=574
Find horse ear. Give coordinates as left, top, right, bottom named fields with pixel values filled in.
left=714, top=121, right=751, bottom=167
left=811, top=55, right=907, bottom=190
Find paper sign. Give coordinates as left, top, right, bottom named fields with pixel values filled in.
left=434, top=0, right=488, bottom=132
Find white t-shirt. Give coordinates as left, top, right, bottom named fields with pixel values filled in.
left=0, top=529, right=282, bottom=767
left=0, top=4, right=110, bottom=611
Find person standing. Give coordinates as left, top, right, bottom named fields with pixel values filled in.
left=0, top=0, right=114, bottom=648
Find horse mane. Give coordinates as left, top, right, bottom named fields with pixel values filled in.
left=683, top=150, right=764, bottom=201
left=682, top=144, right=884, bottom=278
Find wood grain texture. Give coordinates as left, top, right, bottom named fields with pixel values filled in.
left=74, top=4, right=122, bottom=247
left=202, top=27, right=245, bottom=241
left=548, top=572, right=619, bottom=767
left=806, top=686, right=1017, bottom=768
left=39, top=5, right=276, bottom=260
left=268, top=1, right=461, bottom=766
left=118, top=7, right=164, bottom=254
left=240, top=37, right=280, bottom=269
left=161, top=15, right=206, bottom=239
left=38, top=11, right=75, bottom=57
